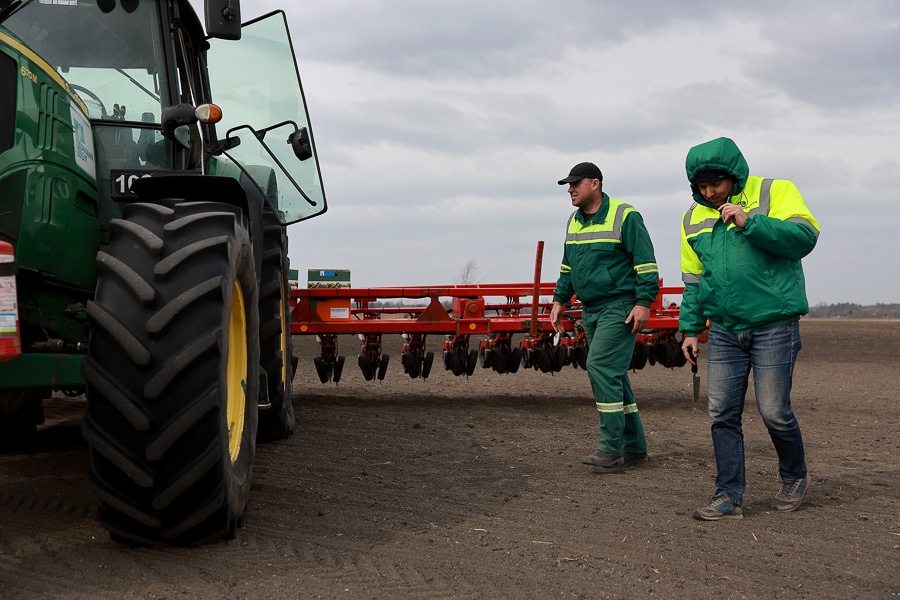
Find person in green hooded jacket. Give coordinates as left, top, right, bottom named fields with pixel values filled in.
left=679, top=137, right=820, bottom=520
left=550, top=162, right=659, bottom=471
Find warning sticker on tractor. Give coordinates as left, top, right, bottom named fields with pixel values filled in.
left=0, top=315, right=16, bottom=335
left=0, top=279, right=16, bottom=334
left=70, top=105, right=96, bottom=180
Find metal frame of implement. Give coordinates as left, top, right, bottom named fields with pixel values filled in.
left=289, top=242, right=694, bottom=384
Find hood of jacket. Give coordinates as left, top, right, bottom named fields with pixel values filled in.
left=685, top=137, right=750, bottom=208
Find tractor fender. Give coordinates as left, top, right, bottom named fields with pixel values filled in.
left=129, top=173, right=265, bottom=282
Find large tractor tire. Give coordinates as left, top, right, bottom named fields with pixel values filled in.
left=255, top=208, right=295, bottom=442
left=81, top=201, right=259, bottom=546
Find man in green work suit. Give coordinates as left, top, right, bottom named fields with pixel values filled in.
left=549, top=162, right=660, bottom=470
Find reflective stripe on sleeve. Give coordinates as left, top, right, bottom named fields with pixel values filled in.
left=786, top=216, right=820, bottom=238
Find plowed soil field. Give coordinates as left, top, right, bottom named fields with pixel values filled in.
left=1, top=319, right=898, bottom=599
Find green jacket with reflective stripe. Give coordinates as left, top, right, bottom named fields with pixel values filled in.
left=553, top=194, right=659, bottom=310
left=679, top=176, right=820, bottom=335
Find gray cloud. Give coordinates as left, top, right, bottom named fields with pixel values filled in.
left=744, top=3, right=900, bottom=110
left=195, top=0, right=900, bottom=304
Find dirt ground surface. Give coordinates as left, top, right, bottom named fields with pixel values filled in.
left=0, top=318, right=898, bottom=599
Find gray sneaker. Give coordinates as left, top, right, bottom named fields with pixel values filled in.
left=772, top=474, right=810, bottom=512
left=692, top=494, right=743, bottom=521
left=580, top=449, right=624, bottom=468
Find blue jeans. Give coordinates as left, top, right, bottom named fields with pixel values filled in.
left=706, top=321, right=807, bottom=505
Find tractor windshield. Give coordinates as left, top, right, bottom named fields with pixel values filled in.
left=2, top=0, right=167, bottom=122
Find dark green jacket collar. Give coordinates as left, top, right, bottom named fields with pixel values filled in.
left=577, top=193, right=610, bottom=224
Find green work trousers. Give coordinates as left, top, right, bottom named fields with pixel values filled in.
left=581, top=300, right=647, bottom=454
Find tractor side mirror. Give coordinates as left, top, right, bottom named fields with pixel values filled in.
left=205, top=0, right=241, bottom=41
left=288, top=127, right=312, bottom=161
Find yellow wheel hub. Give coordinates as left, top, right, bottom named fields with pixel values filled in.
left=279, top=278, right=289, bottom=384
left=226, top=280, right=248, bottom=463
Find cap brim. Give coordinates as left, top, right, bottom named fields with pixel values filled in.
left=557, top=176, right=583, bottom=185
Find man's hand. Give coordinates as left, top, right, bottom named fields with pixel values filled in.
left=549, top=301, right=566, bottom=333
left=719, top=202, right=747, bottom=227
left=625, top=305, right=650, bottom=334
left=682, top=336, right=700, bottom=365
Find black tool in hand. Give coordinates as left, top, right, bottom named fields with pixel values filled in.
left=688, top=347, right=700, bottom=402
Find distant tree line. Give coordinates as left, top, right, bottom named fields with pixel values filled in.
left=806, top=303, right=900, bottom=319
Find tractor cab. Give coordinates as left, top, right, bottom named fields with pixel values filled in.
left=1, top=0, right=326, bottom=232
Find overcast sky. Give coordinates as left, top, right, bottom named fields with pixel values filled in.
left=223, top=0, right=898, bottom=305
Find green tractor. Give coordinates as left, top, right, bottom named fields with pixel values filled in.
left=0, top=0, right=326, bottom=544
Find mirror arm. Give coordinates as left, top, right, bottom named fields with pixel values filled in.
left=206, top=136, right=241, bottom=158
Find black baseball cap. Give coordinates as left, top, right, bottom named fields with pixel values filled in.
left=558, top=162, right=603, bottom=185
left=693, top=169, right=731, bottom=184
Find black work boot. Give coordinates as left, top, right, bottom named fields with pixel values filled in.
left=580, top=449, right=624, bottom=468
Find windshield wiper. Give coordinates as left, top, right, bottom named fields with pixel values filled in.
left=116, top=68, right=160, bottom=103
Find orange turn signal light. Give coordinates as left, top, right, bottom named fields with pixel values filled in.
left=194, top=103, right=223, bottom=124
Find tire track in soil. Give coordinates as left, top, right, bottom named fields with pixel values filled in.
left=241, top=407, right=537, bottom=598
left=0, top=562, right=147, bottom=600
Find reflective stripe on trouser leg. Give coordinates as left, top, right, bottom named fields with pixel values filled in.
left=621, top=376, right=646, bottom=454
left=581, top=301, right=647, bottom=454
